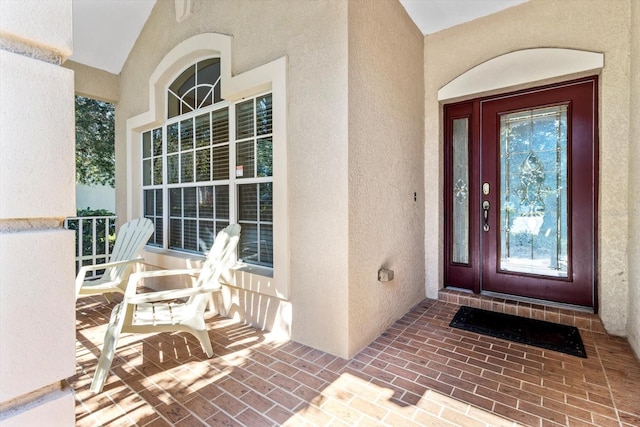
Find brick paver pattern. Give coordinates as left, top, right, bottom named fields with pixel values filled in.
left=72, top=295, right=640, bottom=426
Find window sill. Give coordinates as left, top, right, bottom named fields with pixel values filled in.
left=230, top=262, right=273, bottom=279
left=141, top=247, right=282, bottom=299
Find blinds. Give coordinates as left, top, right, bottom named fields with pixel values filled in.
left=143, top=83, right=274, bottom=265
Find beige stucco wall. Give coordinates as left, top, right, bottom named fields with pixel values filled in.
left=347, top=0, right=425, bottom=355
left=424, top=0, right=633, bottom=337
left=116, top=0, right=351, bottom=356
left=115, top=0, right=426, bottom=358
left=63, top=60, right=119, bottom=104
left=628, top=0, right=640, bottom=357
left=0, top=0, right=76, bottom=424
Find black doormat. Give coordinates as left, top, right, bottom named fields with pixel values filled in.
left=449, top=306, right=587, bottom=358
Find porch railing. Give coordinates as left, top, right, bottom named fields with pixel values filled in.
left=64, top=215, right=117, bottom=280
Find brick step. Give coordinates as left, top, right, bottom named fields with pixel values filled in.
left=438, top=288, right=606, bottom=334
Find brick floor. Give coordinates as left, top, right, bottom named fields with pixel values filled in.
left=72, top=294, right=640, bottom=426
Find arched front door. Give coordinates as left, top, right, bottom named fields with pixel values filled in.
left=444, top=77, right=598, bottom=309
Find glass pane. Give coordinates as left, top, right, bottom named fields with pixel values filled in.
left=142, top=131, right=151, bottom=158
left=260, top=183, right=272, bottom=222
left=212, top=108, right=229, bottom=144
left=167, top=92, right=180, bottom=119
left=184, top=219, right=197, bottom=251
left=153, top=157, right=163, bottom=185
left=236, top=140, right=255, bottom=178
left=215, top=185, right=229, bottom=219
left=239, top=223, right=258, bottom=262
left=170, top=188, right=182, bottom=216
left=198, top=58, right=220, bottom=86
left=167, top=123, right=179, bottom=153
left=195, top=148, right=211, bottom=182
left=170, top=219, right=182, bottom=249
left=238, top=184, right=257, bottom=221
left=184, top=187, right=197, bottom=217
left=199, top=220, right=215, bottom=252
left=180, top=119, right=194, bottom=151
left=257, top=137, right=272, bottom=177
left=169, top=65, right=195, bottom=100
left=198, top=186, right=214, bottom=218
left=143, top=159, right=151, bottom=186
left=167, top=154, right=179, bottom=184
left=152, top=128, right=163, bottom=156
left=155, top=189, right=163, bottom=214
left=181, top=151, right=193, bottom=183
left=197, top=88, right=213, bottom=110
left=144, top=190, right=154, bottom=215
left=260, top=224, right=273, bottom=265
left=216, top=221, right=229, bottom=236
left=256, top=94, right=272, bottom=136
left=182, top=88, right=196, bottom=113
left=499, top=105, right=568, bottom=277
left=212, top=145, right=229, bottom=180
left=236, top=100, right=254, bottom=139
left=195, top=113, right=210, bottom=148
left=154, top=218, right=163, bottom=246
left=452, top=118, right=469, bottom=264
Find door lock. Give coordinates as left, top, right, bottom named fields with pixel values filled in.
left=482, top=200, right=490, bottom=232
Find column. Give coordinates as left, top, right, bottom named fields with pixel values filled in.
left=0, top=1, right=76, bottom=425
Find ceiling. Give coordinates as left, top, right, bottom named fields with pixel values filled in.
left=70, top=0, right=527, bottom=75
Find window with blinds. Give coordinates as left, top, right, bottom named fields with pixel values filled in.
left=141, top=57, right=274, bottom=267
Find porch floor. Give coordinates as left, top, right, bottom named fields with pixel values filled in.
left=72, top=294, right=640, bottom=426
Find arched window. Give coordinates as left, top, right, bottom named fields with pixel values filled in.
left=141, top=58, right=274, bottom=267
left=167, top=58, right=222, bottom=118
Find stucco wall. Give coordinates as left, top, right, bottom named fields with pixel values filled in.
left=116, top=0, right=351, bottom=356
left=0, top=0, right=76, bottom=424
left=347, top=0, right=425, bottom=356
left=63, top=60, right=119, bottom=104
left=424, top=0, right=633, bottom=335
left=628, top=0, right=640, bottom=357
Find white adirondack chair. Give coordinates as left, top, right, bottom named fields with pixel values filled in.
left=75, top=218, right=154, bottom=302
left=90, top=224, right=241, bottom=393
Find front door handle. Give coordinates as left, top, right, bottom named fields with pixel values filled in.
left=482, top=200, right=490, bottom=232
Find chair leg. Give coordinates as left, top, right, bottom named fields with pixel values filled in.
left=194, top=329, right=213, bottom=357
left=90, top=302, right=126, bottom=393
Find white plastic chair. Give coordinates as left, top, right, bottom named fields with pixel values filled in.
left=75, top=218, right=155, bottom=302
left=90, top=224, right=241, bottom=393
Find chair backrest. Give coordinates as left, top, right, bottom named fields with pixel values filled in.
left=194, top=224, right=241, bottom=289
left=103, top=218, right=155, bottom=282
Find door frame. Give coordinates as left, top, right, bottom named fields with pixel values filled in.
left=443, top=76, right=599, bottom=310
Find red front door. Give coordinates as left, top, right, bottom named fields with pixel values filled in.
left=444, top=77, right=598, bottom=308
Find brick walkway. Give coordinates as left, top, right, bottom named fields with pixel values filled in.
left=72, top=295, right=640, bottom=426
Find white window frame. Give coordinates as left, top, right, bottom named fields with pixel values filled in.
left=126, top=33, right=289, bottom=300
left=142, top=90, right=274, bottom=267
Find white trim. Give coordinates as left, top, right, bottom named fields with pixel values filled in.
left=438, top=48, right=604, bottom=101
left=126, top=33, right=289, bottom=299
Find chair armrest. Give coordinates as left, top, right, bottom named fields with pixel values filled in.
left=77, top=257, right=144, bottom=277
left=129, top=268, right=202, bottom=280
left=75, top=258, right=145, bottom=295
left=125, top=285, right=219, bottom=305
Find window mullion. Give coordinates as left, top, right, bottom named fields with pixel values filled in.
left=229, top=103, right=238, bottom=226
left=162, top=124, right=169, bottom=251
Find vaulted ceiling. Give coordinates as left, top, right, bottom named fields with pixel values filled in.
left=69, top=0, right=527, bottom=75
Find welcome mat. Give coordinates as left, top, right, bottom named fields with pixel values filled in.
left=449, top=306, right=587, bottom=358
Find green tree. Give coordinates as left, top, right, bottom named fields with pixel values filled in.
left=75, top=96, right=115, bottom=187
